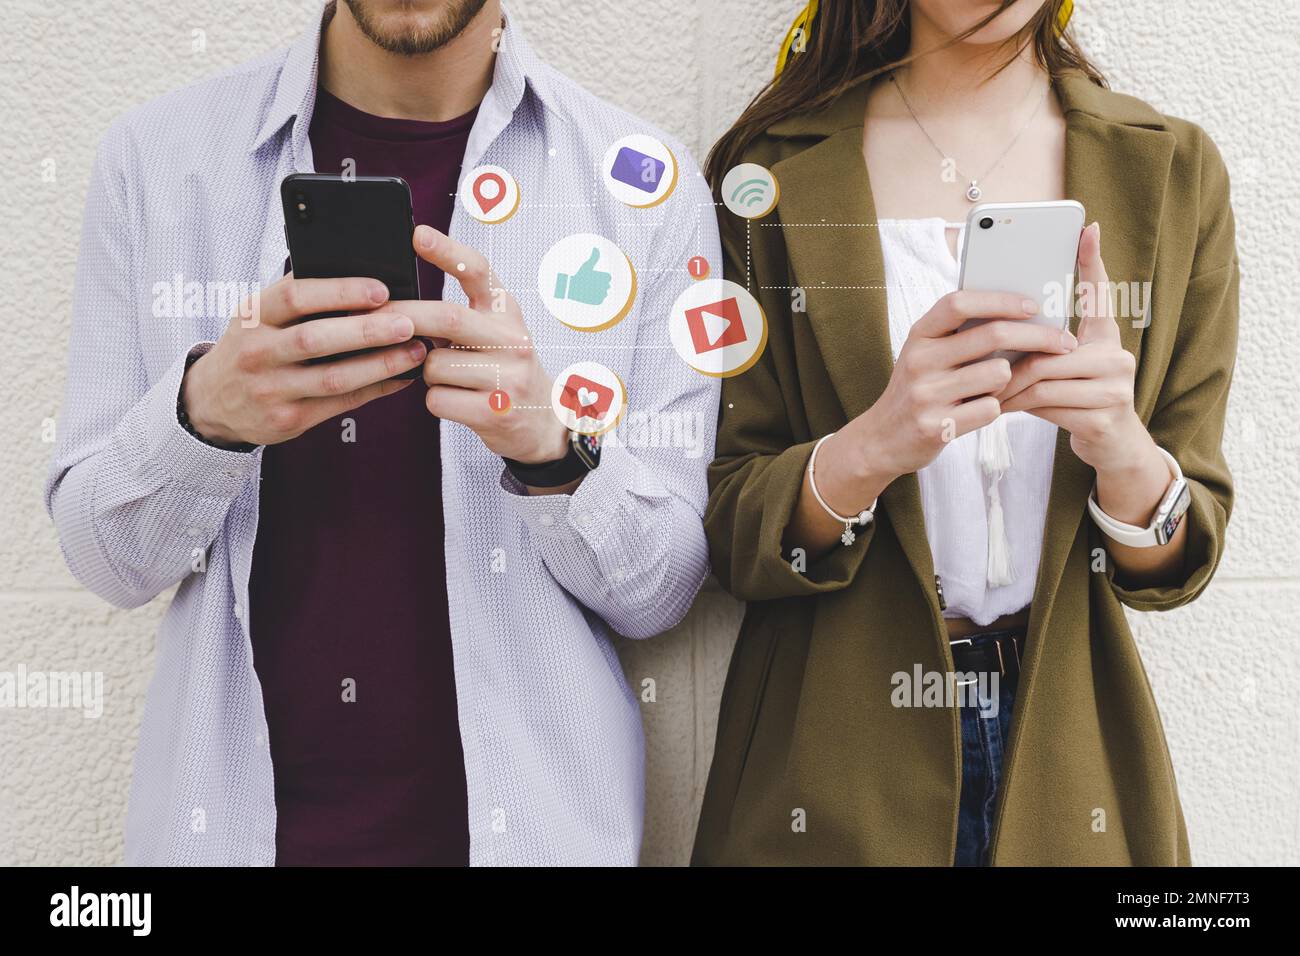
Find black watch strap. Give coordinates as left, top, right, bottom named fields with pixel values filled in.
left=504, top=433, right=601, bottom=488
left=177, top=352, right=258, bottom=453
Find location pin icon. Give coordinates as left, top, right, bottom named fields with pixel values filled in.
left=473, top=172, right=507, bottom=215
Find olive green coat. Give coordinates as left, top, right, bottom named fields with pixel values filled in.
left=692, top=72, right=1237, bottom=866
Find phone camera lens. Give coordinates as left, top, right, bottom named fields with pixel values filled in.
left=978, top=216, right=994, bottom=230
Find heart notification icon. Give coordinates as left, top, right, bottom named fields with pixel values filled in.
left=550, top=361, right=626, bottom=436
left=561, top=376, right=613, bottom=421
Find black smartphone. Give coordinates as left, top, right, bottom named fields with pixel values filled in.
left=280, top=173, right=424, bottom=379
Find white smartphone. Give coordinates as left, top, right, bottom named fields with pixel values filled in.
left=956, top=199, right=1085, bottom=363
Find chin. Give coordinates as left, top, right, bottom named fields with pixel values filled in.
left=915, top=0, right=1044, bottom=46
left=342, top=0, right=489, bottom=56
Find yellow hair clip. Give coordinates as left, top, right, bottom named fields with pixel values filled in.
left=1056, top=0, right=1074, bottom=35
left=774, top=0, right=819, bottom=78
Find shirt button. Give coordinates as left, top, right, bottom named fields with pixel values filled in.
left=253, top=733, right=264, bottom=746
left=186, top=527, right=201, bottom=538
left=233, top=603, right=243, bottom=619
left=538, top=514, right=555, bottom=528
left=611, top=568, right=627, bottom=584
left=577, top=514, right=593, bottom=530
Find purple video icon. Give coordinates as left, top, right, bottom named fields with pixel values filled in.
left=610, top=146, right=665, bottom=193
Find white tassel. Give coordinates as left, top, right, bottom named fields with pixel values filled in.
left=984, top=481, right=1016, bottom=587
left=978, top=417, right=1016, bottom=588
left=977, top=413, right=1013, bottom=474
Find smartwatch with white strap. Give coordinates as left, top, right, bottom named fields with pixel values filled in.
left=1087, top=446, right=1191, bottom=547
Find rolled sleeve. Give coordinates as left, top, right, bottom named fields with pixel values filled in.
left=491, top=143, right=719, bottom=639
left=45, top=120, right=260, bottom=608
left=50, top=343, right=261, bottom=608
left=499, top=442, right=708, bottom=638
left=707, top=439, right=878, bottom=601
left=1103, top=476, right=1223, bottom=612
left=500, top=437, right=646, bottom=551
left=1104, top=132, right=1238, bottom=613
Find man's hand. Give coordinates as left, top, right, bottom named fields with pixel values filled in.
left=399, top=224, right=569, bottom=467
left=182, top=274, right=428, bottom=448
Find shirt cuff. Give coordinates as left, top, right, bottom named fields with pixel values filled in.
left=132, top=342, right=262, bottom=498
left=498, top=442, right=658, bottom=552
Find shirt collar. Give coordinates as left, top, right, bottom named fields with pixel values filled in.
left=250, top=0, right=543, bottom=158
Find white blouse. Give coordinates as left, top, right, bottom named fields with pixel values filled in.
left=877, top=218, right=1058, bottom=626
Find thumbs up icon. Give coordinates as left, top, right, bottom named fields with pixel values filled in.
left=537, top=233, right=635, bottom=332
left=553, top=247, right=612, bottom=306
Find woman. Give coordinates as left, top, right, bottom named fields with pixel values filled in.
left=693, top=0, right=1236, bottom=866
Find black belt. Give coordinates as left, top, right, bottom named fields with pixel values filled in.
left=949, top=628, right=1024, bottom=680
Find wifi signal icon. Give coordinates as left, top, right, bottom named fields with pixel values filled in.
left=731, top=179, right=769, bottom=207
left=722, top=163, right=780, bottom=220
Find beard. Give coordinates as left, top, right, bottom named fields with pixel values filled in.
left=341, top=0, right=491, bottom=56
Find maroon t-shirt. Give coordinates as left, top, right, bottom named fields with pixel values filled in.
left=249, top=88, right=476, bottom=866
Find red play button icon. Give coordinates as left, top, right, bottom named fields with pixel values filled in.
left=684, top=297, right=748, bottom=354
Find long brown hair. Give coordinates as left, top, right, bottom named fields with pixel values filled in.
left=705, top=0, right=1106, bottom=186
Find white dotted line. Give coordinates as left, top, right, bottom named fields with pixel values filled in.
left=447, top=362, right=501, bottom=388
left=745, top=219, right=752, bottom=292
left=758, top=284, right=947, bottom=290
left=441, top=343, right=679, bottom=351
left=758, top=222, right=885, bottom=227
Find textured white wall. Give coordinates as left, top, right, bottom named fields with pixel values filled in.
left=1, top=0, right=1296, bottom=866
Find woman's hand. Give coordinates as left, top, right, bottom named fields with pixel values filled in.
left=788, top=289, right=1076, bottom=555
left=996, top=222, right=1186, bottom=583
left=842, top=289, right=1077, bottom=481
left=996, top=222, right=1152, bottom=474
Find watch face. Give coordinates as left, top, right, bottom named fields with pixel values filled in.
left=1157, top=481, right=1191, bottom=545
left=573, top=432, right=602, bottom=470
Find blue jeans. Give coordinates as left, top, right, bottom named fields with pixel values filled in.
left=953, top=641, right=1020, bottom=867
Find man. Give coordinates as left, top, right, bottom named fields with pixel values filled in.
left=45, top=0, right=719, bottom=865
